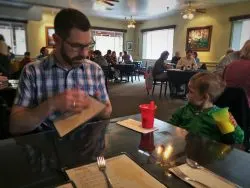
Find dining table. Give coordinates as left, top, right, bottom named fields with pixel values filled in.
left=114, top=64, right=135, bottom=83
left=167, top=69, right=201, bottom=98
left=0, top=114, right=249, bottom=188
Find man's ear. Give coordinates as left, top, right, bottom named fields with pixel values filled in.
left=53, top=34, right=61, bottom=45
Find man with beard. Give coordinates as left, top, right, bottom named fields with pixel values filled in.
left=10, top=8, right=112, bottom=135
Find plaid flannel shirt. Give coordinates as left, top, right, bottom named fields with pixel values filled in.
left=14, top=54, right=109, bottom=121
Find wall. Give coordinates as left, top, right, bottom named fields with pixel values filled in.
left=136, top=1, right=250, bottom=64
left=27, top=12, right=129, bottom=57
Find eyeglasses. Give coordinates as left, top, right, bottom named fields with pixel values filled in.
left=64, top=39, right=96, bottom=52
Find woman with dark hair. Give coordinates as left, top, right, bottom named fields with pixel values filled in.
left=152, top=51, right=170, bottom=80
left=193, top=51, right=200, bottom=64
left=111, top=51, right=117, bottom=65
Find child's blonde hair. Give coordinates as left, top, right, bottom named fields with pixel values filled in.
left=190, top=72, right=226, bottom=102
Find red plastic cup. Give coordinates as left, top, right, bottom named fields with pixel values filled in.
left=139, top=101, right=157, bottom=129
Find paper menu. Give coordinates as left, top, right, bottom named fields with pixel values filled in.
left=53, top=97, right=105, bottom=137
left=65, top=154, right=166, bottom=188
left=56, top=182, right=74, bottom=188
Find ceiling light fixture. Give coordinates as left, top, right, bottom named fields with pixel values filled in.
left=126, top=16, right=136, bottom=29
left=182, top=12, right=194, bottom=20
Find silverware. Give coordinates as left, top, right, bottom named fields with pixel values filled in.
left=97, top=156, right=113, bottom=188
left=172, top=167, right=210, bottom=188
left=186, top=158, right=204, bottom=169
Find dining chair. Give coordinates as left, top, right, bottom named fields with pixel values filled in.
left=151, top=78, right=168, bottom=98
left=133, top=61, right=141, bottom=81
left=214, top=87, right=250, bottom=152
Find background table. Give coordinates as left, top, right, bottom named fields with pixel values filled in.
left=0, top=114, right=249, bottom=187
left=167, top=69, right=200, bottom=97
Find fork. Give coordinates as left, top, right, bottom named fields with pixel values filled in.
left=172, top=167, right=210, bottom=188
left=97, top=156, right=113, bottom=188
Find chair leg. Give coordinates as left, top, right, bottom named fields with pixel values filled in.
left=164, top=81, right=167, bottom=97
left=138, top=73, right=140, bottom=81
left=159, top=82, right=163, bottom=98
left=131, top=75, right=133, bottom=83
left=152, top=82, right=155, bottom=96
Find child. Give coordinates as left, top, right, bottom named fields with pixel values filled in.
left=169, top=72, right=244, bottom=144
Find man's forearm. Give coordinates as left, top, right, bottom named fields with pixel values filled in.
left=98, top=102, right=112, bottom=119
left=10, top=100, right=54, bottom=135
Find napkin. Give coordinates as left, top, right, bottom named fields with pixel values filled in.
left=170, top=164, right=238, bottom=188
left=116, top=119, right=158, bottom=134
left=65, top=154, right=166, bottom=188
left=53, top=96, right=105, bottom=137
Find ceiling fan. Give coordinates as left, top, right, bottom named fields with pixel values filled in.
left=96, top=0, right=119, bottom=7
left=181, top=1, right=206, bottom=19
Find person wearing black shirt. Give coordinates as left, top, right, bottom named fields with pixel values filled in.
left=171, top=51, right=181, bottom=67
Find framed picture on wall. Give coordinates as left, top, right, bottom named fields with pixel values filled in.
left=126, top=41, right=133, bottom=51
left=186, top=26, right=213, bottom=51
left=45, top=26, right=55, bottom=48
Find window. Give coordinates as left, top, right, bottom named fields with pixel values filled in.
left=143, top=28, right=174, bottom=60
left=0, top=21, right=27, bottom=55
left=92, top=30, right=123, bottom=55
left=231, top=19, right=250, bottom=50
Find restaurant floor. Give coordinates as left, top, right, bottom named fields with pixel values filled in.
left=109, top=77, right=185, bottom=122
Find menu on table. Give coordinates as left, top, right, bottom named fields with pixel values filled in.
left=65, top=154, right=166, bottom=188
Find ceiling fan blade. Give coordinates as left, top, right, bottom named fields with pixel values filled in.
left=106, top=0, right=119, bottom=2
left=103, top=1, right=114, bottom=6
left=196, top=8, right=206, bottom=13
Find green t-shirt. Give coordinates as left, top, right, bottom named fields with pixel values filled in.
left=168, top=103, right=244, bottom=144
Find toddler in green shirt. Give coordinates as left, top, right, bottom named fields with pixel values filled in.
left=169, top=72, right=244, bottom=144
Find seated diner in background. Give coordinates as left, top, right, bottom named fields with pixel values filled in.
left=9, top=8, right=112, bottom=135
left=176, top=49, right=197, bottom=70
left=169, top=72, right=244, bottom=145
left=118, top=52, right=123, bottom=64
left=0, top=73, right=8, bottom=90
left=36, top=46, right=49, bottom=60
left=93, top=50, right=108, bottom=67
left=193, top=51, right=200, bottom=65
left=152, top=51, right=171, bottom=81
left=19, top=52, right=32, bottom=69
left=223, top=40, right=250, bottom=108
left=216, top=40, right=250, bottom=75
left=122, top=51, right=132, bottom=64
left=111, top=51, right=117, bottom=65
left=170, top=51, right=181, bottom=67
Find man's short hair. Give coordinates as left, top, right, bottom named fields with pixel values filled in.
left=107, top=50, right=111, bottom=54
left=54, top=8, right=91, bottom=39
left=190, top=72, right=226, bottom=102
